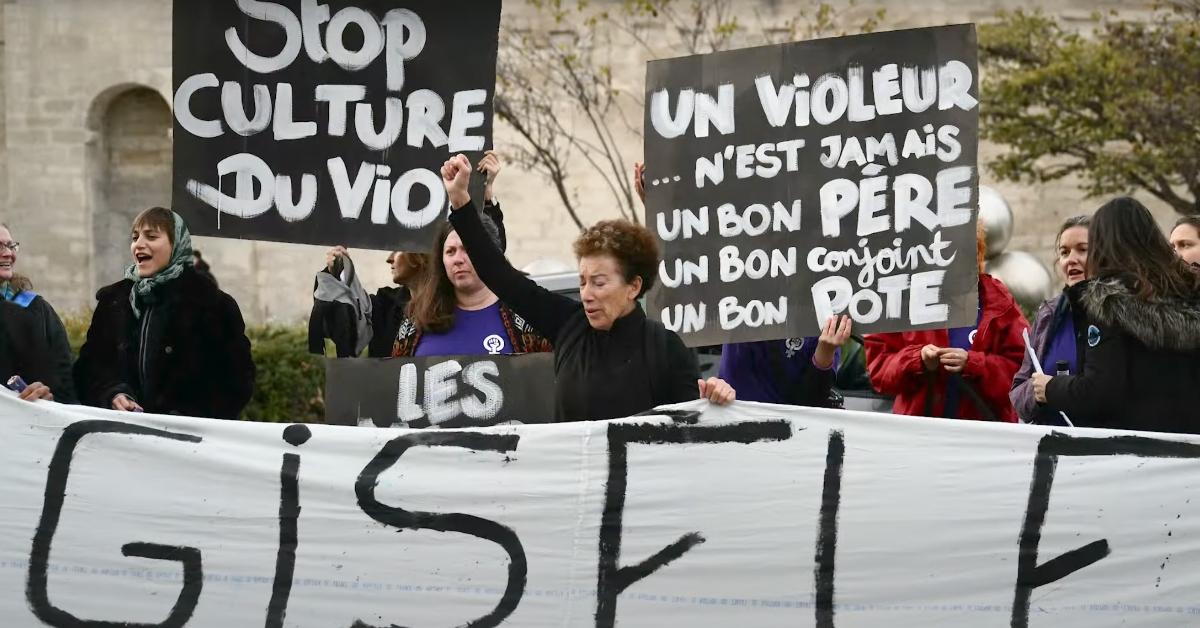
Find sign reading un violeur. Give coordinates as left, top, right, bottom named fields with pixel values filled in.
left=172, top=1, right=501, bottom=250
left=644, top=25, right=980, bottom=345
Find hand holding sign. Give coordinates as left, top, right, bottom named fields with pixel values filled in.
left=442, top=154, right=473, bottom=209
left=633, top=162, right=647, bottom=204
left=815, top=315, right=852, bottom=369
left=325, top=245, right=349, bottom=273
left=478, top=150, right=502, bottom=202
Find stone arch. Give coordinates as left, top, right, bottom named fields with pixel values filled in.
left=86, top=84, right=172, bottom=291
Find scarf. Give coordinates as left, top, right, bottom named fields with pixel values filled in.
left=0, top=282, right=14, bottom=302
left=124, top=211, right=194, bottom=318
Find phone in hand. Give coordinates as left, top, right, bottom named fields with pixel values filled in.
left=6, top=375, right=27, bottom=394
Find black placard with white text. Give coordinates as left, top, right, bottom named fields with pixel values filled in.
left=172, top=1, right=501, bottom=250
left=325, top=353, right=555, bottom=428
left=644, top=25, right=980, bottom=345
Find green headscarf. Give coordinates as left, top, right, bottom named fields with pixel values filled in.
left=124, top=210, right=194, bottom=318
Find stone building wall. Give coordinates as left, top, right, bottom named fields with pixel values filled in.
left=0, top=0, right=1172, bottom=322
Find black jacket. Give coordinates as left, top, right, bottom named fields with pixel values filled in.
left=74, top=267, right=255, bottom=420
left=0, top=293, right=77, bottom=403
left=449, top=201, right=699, bottom=421
left=1046, top=277, right=1200, bottom=433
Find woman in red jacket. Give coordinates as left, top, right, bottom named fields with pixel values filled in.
left=865, top=225, right=1030, bottom=421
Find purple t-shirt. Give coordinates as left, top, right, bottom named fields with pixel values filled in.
left=1042, top=314, right=1078, bottom=376
left=718, top=338, right=836, bottom=404
left=415, top=302, right=513, bottom=357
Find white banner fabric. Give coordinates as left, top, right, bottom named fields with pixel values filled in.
left=2, top=394, right=1199, bottom=627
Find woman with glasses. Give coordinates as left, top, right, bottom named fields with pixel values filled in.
left=0, top=224, right=76, bottom=403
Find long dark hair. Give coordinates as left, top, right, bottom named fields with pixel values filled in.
left=1088, top=197, right=1200, bottom=300
left=406, top=221, right=457, bottom=333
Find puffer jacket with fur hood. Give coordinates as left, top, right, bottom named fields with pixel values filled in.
left=1045, top=277, right=1200, bottom=433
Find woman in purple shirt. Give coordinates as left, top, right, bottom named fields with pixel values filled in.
left=1010, top=215, right=1089, bottom=424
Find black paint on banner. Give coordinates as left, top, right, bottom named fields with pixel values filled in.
left=355, top=431, right=526, bottom=628
left=814, top=430, right=845, bottom=628
left=1012, top=432, right=1200, bottom=628
left=643, top=25, right=980, bottom=344
left=265, top=425, right=310, bottom=628
left=172, top=1, right=501, bottom=250
left=325, top=353, right=556, bottom=428
left=26, top=420, right=204, bottom=628
left=595, top=420, right=793, bottom=628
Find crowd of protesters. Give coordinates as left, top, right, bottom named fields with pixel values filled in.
left=3, top=150, right=1198, bottom=432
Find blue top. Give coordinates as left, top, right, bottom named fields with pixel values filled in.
left=942, top=307, right=981, bottom=419
left=415, top=302, right=513, bottom=357
left=718, top=337, right=836, bottom=404
left=1043, top=313, right=1078, bottom=376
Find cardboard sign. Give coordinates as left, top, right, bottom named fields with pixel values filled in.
left=643, top=25, right=980, bottom=345
left=172, top=0, right=501, bottom=250
left=4, top=396, right=1200, bottom=626
left=325, top=353, right=556, bottom=428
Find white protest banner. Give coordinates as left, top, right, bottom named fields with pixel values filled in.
left=2, top=394, right=1200, bottom=627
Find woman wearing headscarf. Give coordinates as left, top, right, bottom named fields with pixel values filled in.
left=441, top=155, right=734, bottom=421
left=865, top=221, right=1029, bottom=422
left=74, top=207, right=255, bottom=419
left=1010, top=215, right=1089, bottom=425
left=1033, top=197, right=1200, bottom=433
left=0, top=223, right=75, bottom=403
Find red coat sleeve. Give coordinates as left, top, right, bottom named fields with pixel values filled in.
left=865, top=332, right=929, bottom=396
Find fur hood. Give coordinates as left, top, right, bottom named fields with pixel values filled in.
left=1078, top=277, right=1200, bottom=351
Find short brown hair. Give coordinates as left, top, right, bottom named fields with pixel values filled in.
left=1173, top=215, right=1200, bottom=234
left=132, top=207, right=175, bottom=244
left=573, top=220, right=660, bottom=297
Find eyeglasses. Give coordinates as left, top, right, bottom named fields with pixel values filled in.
left=0, top=241, right=18, bottom=253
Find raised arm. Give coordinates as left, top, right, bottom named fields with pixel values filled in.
left=443, top=155, right=579, bottom=341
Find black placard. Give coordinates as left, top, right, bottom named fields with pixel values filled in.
left=643, top=25, right=980, bottom=346
left=172, top=1, right=501, bottom=251
left=324, top=353, right=555, bottom=428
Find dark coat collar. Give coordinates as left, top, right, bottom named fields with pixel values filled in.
left=1073, top=277, right=1200, bottom=351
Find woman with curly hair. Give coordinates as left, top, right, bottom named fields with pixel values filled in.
left=440, top=154, right=735, bottom=421
left=1033, top=197, right=1200, bottom=433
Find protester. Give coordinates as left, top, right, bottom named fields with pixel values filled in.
left=74, top=207, right=255, bottom=419
left=1169, top=215, right=1200, bottom=268
left=633, top=161, right=850, bottom=407
left=192, top=249, right=218, bottom=286
left=445, top=154, right=734, bottom=421
left=0, top=224, right=75, bottom=403
left=311, top=150, right=509, bottom=357
left=394, top=218, right=552, bottom=357
left=865, top=222, right=1029, bottom=421
left=717, top=318, right=851, bottom=407
left=1033, top=197, right=1200, bottom=433
left=1010, top=215, right=1089, bottom=425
